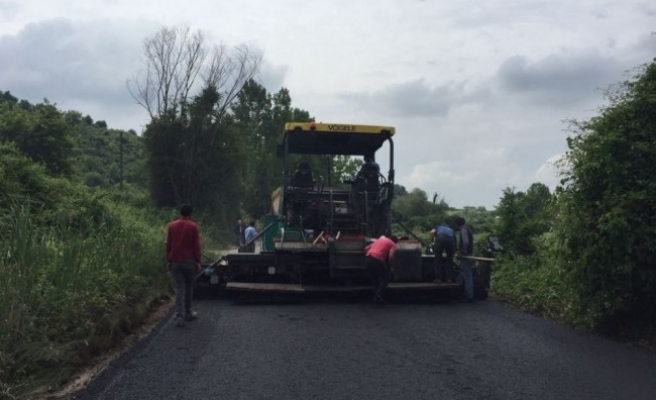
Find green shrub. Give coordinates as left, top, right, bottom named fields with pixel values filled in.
left=552, top=61, right=656, bottom=333
left=492, top=232, right=572, bottom=320
left=492, top=60, right=656, bottom=339
left=0, top=204, right=169, bottom=396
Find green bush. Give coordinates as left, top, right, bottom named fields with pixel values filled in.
left=0, top=146, right=170, bottom=397
left=492, top=60, right=656, bottom=340
left=0, top=205, right=169, bottom=396
left=552, top=61, right=656, bottom=333
left=492, top=232, right=572, bottom=321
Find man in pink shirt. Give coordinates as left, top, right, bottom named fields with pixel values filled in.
left=364, top=235, right=398, bottom=305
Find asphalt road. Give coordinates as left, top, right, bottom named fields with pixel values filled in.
left=73, top=296, right=656, bottom=400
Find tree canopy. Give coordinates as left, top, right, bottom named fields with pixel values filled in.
left=554, top=59, right=656, bottom=330
left=495, top=183, right=552, bottom=256
left=0, top=100, right=74, bottom=177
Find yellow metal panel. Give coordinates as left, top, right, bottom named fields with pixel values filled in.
left=284, top=122, right=395, bottom=136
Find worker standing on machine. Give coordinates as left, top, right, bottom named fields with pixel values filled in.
left=364, top=235, right=399, bottom=305
left=355, top=153, right=382, bottom=236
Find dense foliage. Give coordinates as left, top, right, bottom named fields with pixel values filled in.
left=65, top=111, right=147, bottom=189
left=232, top=83, right=315, bottom=217
left=0, top=141, right=168, bottom=397
left=495, top=183, right=552, bottom=256
left=493, top=59, right=656, bottom=338
left=0, top=95, right=74, bottom=177
left=555, top=60, right=656, bottom=332
left=390, top=186, right=496, bottom=246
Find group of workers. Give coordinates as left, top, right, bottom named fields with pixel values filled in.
left=365, top=216, right=475, bottom=305
left=164, top=183, right=476, bottom=326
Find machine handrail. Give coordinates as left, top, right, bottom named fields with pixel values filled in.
left=392, top=219, right=431, bottom=249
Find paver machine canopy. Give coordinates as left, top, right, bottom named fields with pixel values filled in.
left=276, top=122, right=396, bottom=240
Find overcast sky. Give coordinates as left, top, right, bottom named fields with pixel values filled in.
left=1, top=0, right=655, bottom=208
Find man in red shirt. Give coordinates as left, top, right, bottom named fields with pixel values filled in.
left=364, top=235, right=398, bottom=305
left=166, top=204, right=202, bottom=327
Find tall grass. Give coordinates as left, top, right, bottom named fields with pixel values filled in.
left=491, top=232, right=573, bottom=322
left=0, top=205, right=170, bottom=398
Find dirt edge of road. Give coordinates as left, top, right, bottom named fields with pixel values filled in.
left=491, top=293, right=656, bottom=351
left=39, top=247, right=235, bottom=399
left=38, top=297, right=174, bottom=400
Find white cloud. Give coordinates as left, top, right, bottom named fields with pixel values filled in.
left=534, top=153, right=566, bottom=190
left=399, top=147, right=526, bottom=208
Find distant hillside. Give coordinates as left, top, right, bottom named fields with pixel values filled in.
left=0, top=90, right=147, bottom=190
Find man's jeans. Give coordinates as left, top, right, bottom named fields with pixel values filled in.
left=460, top=258, right=474, bottom=300
left=171, top=260, right=196, bottom=317
left=366, top=256, right=389, bottom=300
left=434, top=235, right=455, bottom=282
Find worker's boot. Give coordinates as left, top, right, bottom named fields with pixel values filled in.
left=373, top=296, right=387, bottom=306
left=184, top=310, right=198, bottom=321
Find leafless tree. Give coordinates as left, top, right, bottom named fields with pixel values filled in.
left=128, top=25, right=262, bottom=120
left=204, top=43, right=262, bottom=120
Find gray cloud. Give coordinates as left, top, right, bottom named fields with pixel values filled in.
left=449, top=1, right=558, bottom=30
left=496, top=50, right=624, bottom=106
left=0, top=18, right=157, bottom=122
left=637, top=4, right=656, bottom=17
left=256, top=61, right=289, bottom=94
left=633, top=33, right=656, bottom=57
left=0, top=18, right=293, bottom=130
left=338, top=79, right=455, bottom=118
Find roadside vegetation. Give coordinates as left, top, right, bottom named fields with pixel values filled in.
left=389, top=186, right=496, bottom=246
left=0, top=185, right=168, bottom=395
left=491, top=59, right=656, bottom=342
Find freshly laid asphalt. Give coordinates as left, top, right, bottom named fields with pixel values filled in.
left=72, top=295, right=656, bottom=400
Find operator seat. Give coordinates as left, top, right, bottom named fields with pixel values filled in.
left=288, top=162, right=315, bottom=227
left=363, top=164, right=380, bottom=193
left=355, top=162, right=380, bottom=197
left=291, top=162, right=314, bottom=189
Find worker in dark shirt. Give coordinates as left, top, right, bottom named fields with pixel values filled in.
left=456, top=216, right=475, bottom=302
left=356, top=153, right=380, bottom=184
left=234, top=219, right=243, bottom=247
left=429, top=223, right=456, bottom=283
left=166, top=204, right=202, bottom=327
